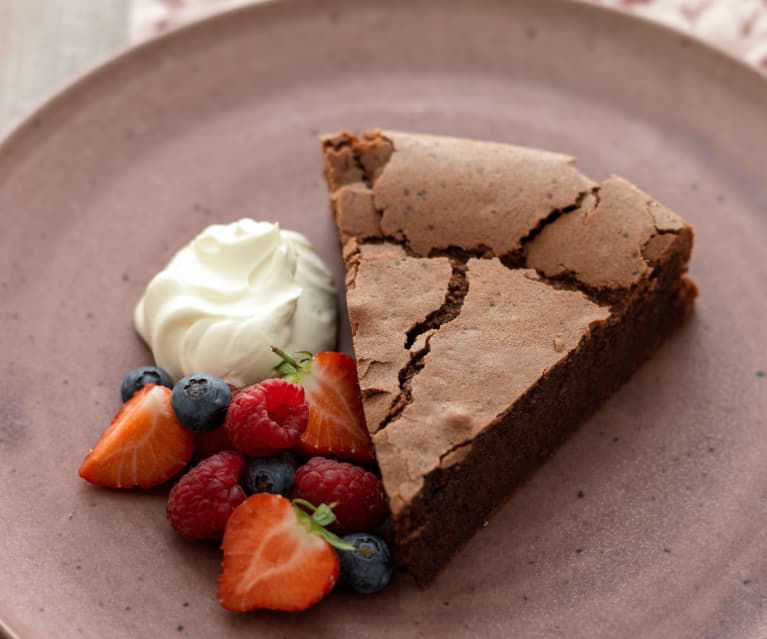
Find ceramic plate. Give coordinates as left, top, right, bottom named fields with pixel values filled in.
left=2, top=1, right=766, bottom=637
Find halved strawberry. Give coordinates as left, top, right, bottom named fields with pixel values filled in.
left=274, top=348, right=374, bottom=463
left=79, top=384, right=194, bottom=489
left=218, top=494, right=350, bottom=612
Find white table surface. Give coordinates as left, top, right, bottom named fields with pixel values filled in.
left=0, top=0, right=131, bottom=137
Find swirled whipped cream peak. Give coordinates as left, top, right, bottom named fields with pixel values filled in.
left=134, top=218, right=337, bottom=388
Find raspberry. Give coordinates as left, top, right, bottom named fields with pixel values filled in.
left=166, top=451, right=247, bottom=540
left=292, top=457, right=387, bottom=535
left=224, top=379, right=308, bottom=457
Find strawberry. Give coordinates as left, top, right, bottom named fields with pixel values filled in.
left=79, top=384, right=194, bottom=489
left=218, top=494, right=353, bottom=612
left=273, top=348, right=374, bottom=463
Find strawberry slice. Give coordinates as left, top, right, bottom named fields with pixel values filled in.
left=273, top=348, right=374, bottom=463
left=218, top=494, right=351, bottom=612
left=79, top=384, right=194, bottom=489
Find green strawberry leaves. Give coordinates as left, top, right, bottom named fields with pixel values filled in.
left=292, top=499, right=356, bottom=552
left=272, top=346, right=313, bottom=383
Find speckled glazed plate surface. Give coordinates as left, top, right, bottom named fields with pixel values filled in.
left=1, top=1, right=766, bottom=637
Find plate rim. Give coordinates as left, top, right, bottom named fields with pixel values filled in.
left=1, top=0, right=766, bottom=164
left=0, top=619, right=21, bottom=639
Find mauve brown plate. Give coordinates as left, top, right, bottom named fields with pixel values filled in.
left=2, top=0, right=767, bottom=637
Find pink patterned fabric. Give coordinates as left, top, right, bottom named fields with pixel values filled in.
left=129, top=0, right=767, bottom=72
left=590, top=0, right=767, bottom=70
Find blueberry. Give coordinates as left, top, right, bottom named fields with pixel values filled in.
left=337, top=533, right=393, bottom=594
left=244, top=453, right=297, bottom=496
left=171, top=374, right=232, bottom=433
left=121, top=366, right=173, bottom=402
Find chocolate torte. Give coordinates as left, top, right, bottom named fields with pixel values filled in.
left=321, top=130, right=696, bottom=584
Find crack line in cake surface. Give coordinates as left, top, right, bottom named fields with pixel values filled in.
left=377, top=256, right=470, bottom=432
left=499, top=184, right=626, bottom=308
left=520, top=187, right=595, bottom=245
left=343, top=130, right=413, bottom=246
left=352, top=152, right=373, bottom=189
left=523, top=268, right=613, bottom=308
left=378, top=337, right=432, bottom=431
left=350, top=130, right=395, bottom=190
left=437, top=438, right=473, bottom=467
left=501, top=186, right=600, bottom=268
left=643, top=200, right=684, bottom=237
left=507, top=183, right=686, bottom=309
left=405, top=255, right=470, bottom=348
left=354, top=234, right=417, bottom=257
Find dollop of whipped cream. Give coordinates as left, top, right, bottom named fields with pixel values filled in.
left=134, top=218, right=337, bottom=388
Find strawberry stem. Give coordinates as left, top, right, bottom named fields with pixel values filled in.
left=271, top=346, right=299, bottom=370
left=292, top=499, right=356, bottom=552
left=292, top=498, right=324, bottom=517
left=319, top=528, right=357, bottom=552
left=312, top=503, right=338, bottom=528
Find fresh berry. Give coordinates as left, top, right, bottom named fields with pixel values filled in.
left=243, top=453, right=299, bottom=497
left=224, top=379, right=308, bottom=456
left=171, top=373, right=232, bottom=433
left=166, top=451, right=247, bottom=540
left=120, top=366, right=173, bottom=402
left=218, top=494, right=352, bottom=612
left=79, top=384, right=194, bottom=489
left=274, top=348, right=374, bottom=463
left=337, top=533, right=393, bottom=594
left=194, top=426, right=235, bottom=461
left=193, top=384, right=240, bottom=460
left=292, top=457, right=387, bottom=535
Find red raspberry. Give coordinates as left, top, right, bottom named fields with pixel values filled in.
left=292, top=457, right=387, bottom=535
left=224, top=379, right=308, bottom=457
left=166, top=451, right=246, bottom=540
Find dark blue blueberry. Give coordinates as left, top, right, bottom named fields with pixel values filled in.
left=276, top=450, right=302, bottom=469
left=244, top=453, right=297, bottom=497
left=171, top=374, right=232, bottom=433
left=337, top=533, right=393, bottom=594
left=120, top=366, right=173, bottom=402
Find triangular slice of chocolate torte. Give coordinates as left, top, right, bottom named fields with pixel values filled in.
left=322, top=130, right=696, bottom=584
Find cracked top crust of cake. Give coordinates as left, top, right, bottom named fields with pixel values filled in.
left=345, top=242, right=453, bottom=434
left=323, top=129, right=693, bottom=291
left=322, top=129, right=694, bottom=515
left=324, top=130, right=595, bottom=257
left=525, top=175, right=693, bottom=290
left=372, top=261, right=610, bottom=514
